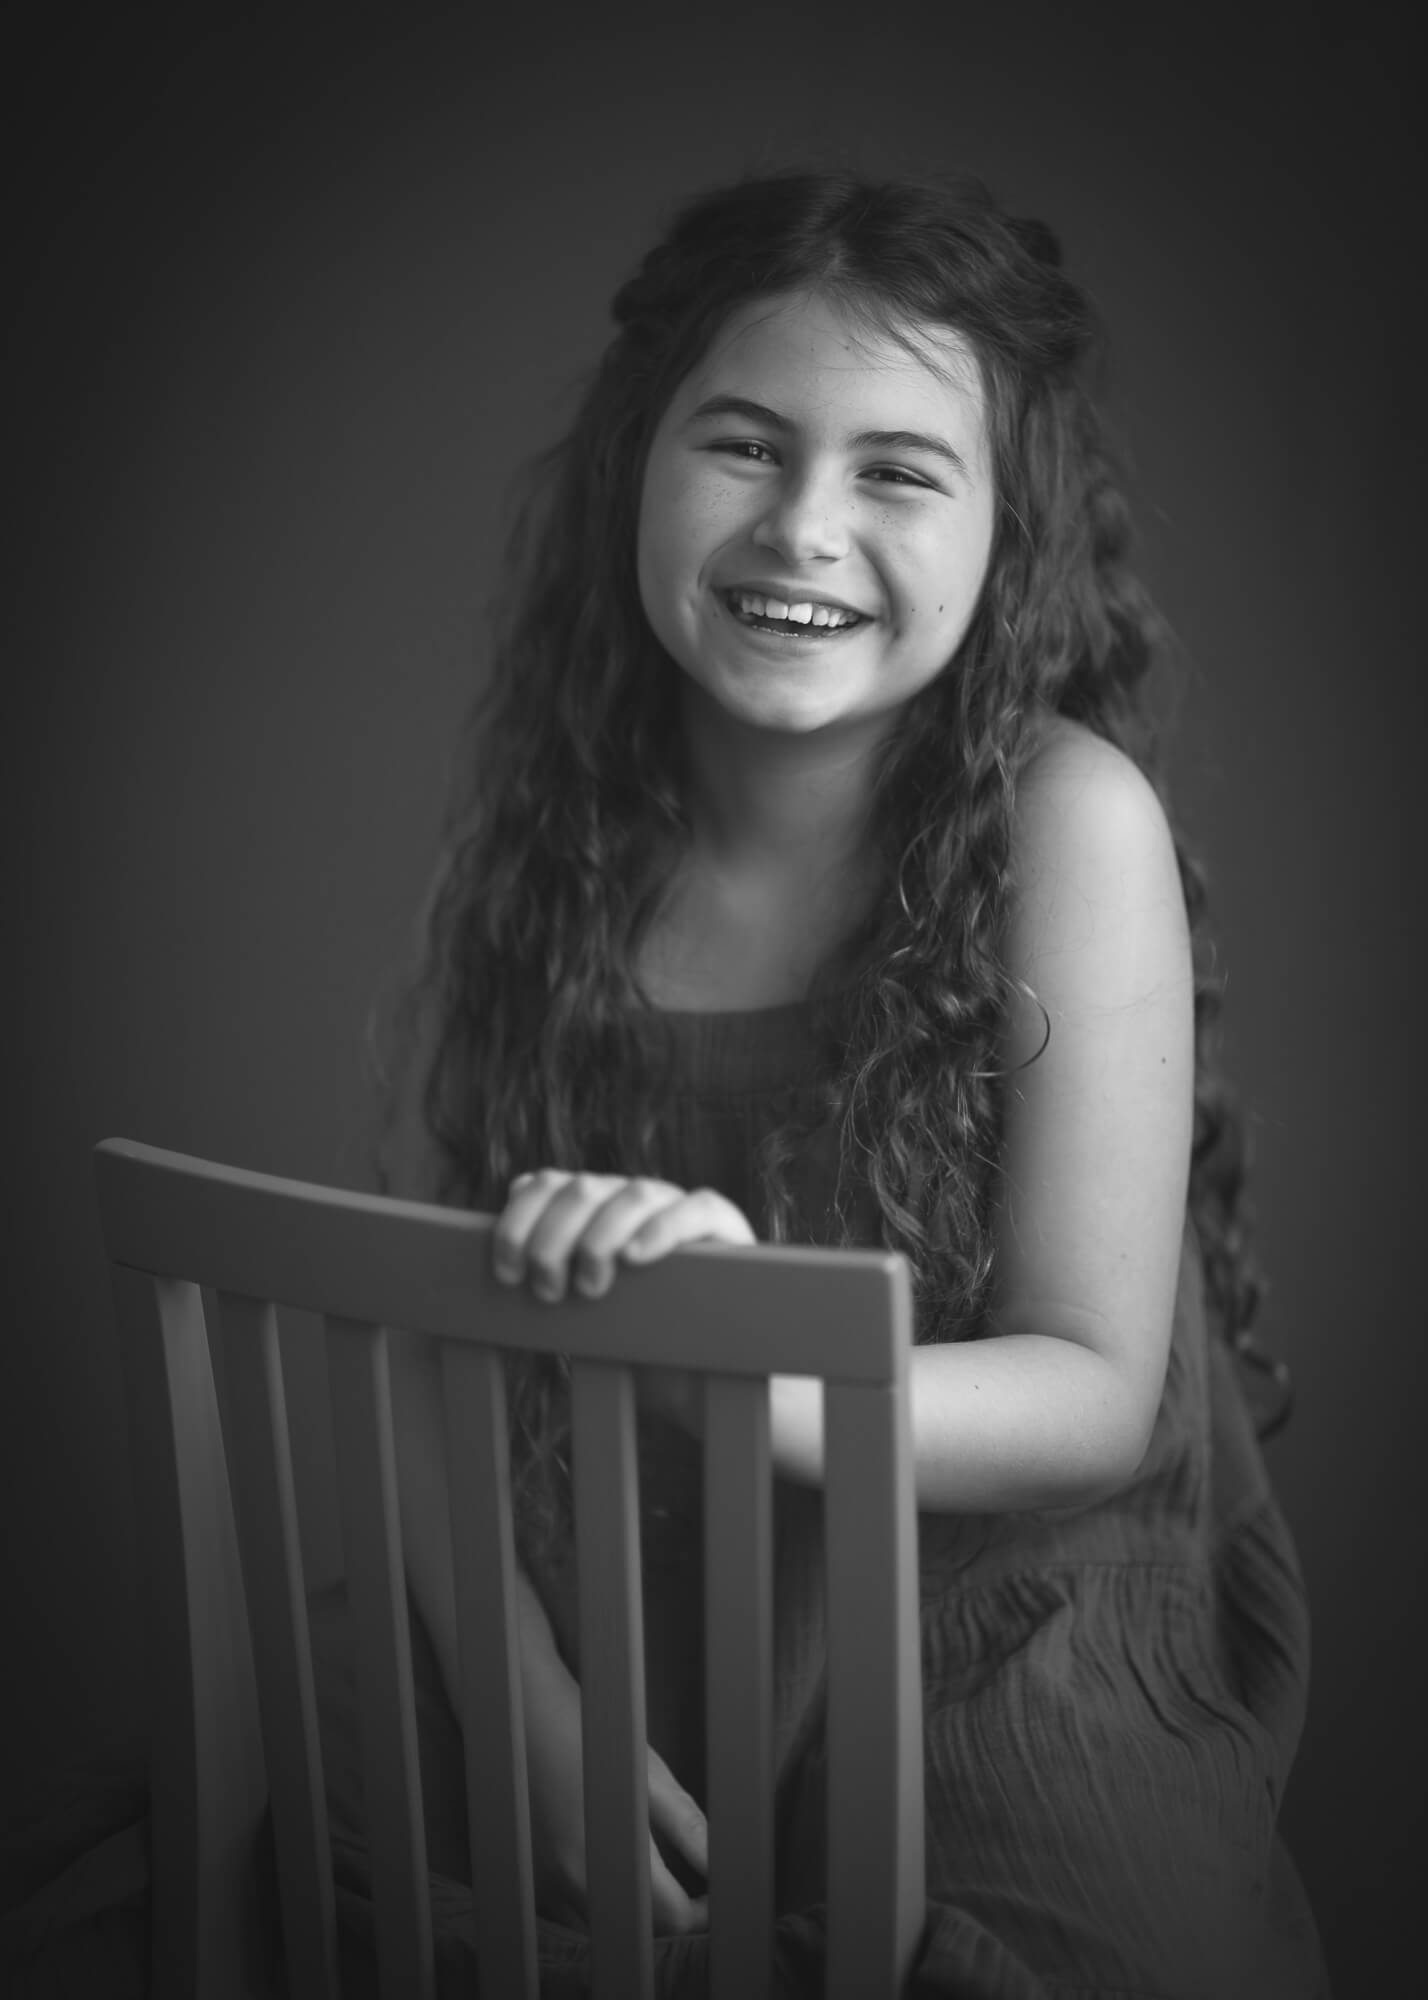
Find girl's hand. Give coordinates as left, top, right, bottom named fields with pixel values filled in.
left=523, top=1632, right=709, bottom=1935
left=492, top=1170, right=757, bottom=1433
left=492, top=1170, right=757, bottom=1302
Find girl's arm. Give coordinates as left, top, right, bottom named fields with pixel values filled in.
left=771, top=721, right=1195, bottom=1513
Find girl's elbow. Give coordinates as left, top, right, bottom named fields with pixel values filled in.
left=1083, top=1386, right=1158, bottom=1502
left=1043, top=1440, right=1147, bottom=1514
left=1050, top=1362, right=1158, bottom=1508
left=1011, top=1406, right=1153, bottom=1514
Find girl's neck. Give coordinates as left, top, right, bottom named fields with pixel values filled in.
left=677, top=681, right=882, bottom=892
left=639, top=691, right=884, bottom=1012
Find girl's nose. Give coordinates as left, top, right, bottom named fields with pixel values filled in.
left=751, top=470, right=852, bottom=565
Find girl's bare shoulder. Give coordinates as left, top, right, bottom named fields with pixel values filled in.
left=1012, top=712, right=1177, bottom=889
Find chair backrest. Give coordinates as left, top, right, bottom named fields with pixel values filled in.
left=94, top=1136, right=924, bottom=2000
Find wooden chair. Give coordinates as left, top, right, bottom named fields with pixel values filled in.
left=93, top=1136, right=925, bottom=2000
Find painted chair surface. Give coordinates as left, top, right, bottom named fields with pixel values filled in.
left=93, top=1136, right=924, bottom=2000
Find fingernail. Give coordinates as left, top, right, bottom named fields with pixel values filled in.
left=532, top=1274, right=561, bottom=1302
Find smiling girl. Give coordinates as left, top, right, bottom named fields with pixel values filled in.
left=356, top=170, right=1328, bottom=1995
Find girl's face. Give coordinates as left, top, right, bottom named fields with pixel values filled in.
left=637, top=290, right=996, bottom=740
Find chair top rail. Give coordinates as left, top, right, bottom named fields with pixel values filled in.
left=94, top=1139, right=913, bottom=1386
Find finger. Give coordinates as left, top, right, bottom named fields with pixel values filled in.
left=491, top=1171, right=615, bottom=1294
left=618, top=1186, right=758, bottom=1268
left=520, top=1174, right=677, bottom=1301
left=646, top=1752, right=709, bottom=1879
left=566, top=1179, right=689, bottom=1295
left=491, top=1169, right=574, bottom=1281
left=648, top=1837, right=710, bottom=1937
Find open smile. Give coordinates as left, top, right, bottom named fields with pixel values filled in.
left=717, top=588, right=870, bottom=640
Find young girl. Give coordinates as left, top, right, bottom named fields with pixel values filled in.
left=349, top=168, right=1329, bottom=1996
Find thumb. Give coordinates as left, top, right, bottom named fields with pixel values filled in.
left=646, top=1747, right=708, bottom=1879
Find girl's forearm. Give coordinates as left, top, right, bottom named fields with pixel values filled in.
left=769, top=1335, right=1150, bottom=1513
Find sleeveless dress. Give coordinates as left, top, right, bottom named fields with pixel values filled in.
left=312, top=998, right=1331, bottom=1998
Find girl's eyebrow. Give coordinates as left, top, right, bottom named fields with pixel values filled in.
left=685, top=393, right=971, bottom=478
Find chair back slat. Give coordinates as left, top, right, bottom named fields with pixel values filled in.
left=324, top=1314, right=436, bottom=2000
left=570, top=1360, right=655, bottom=2000
left=110, top=1267, right=270, bottom=2000
left=703, top=1375, right=774, bottom=2000
left=823, top=1380, right=925, bottom=2000
left=217, top=1292, right=339, bottom=2000
left=440, top=1341, right=540, bottom=2000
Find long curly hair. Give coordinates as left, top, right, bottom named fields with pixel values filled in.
left=373, top=168, right=1274, bottom=1552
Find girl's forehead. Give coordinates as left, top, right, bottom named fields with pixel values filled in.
left=674, top=290, right=986, bottom=433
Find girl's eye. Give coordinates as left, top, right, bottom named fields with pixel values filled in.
left=712, top=439, right=777, bottom=464
left=866, top=466, right=933, bottom=490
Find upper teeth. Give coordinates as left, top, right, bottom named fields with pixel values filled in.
left=730, top=591, right=860, bottom=628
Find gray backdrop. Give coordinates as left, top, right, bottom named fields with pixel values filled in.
left=6, top=5, right=1422, bottom=1991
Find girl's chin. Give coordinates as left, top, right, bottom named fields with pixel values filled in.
left=683, top=668, right=871, bottom=737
